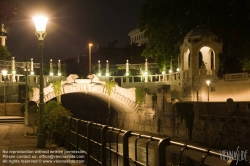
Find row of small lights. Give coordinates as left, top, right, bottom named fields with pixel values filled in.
left=50, top=72, right=61, bottom=76
left=161, top=68, right=180, bottom=75
left=3, top=65, right=179, bottom=78
left=97, top=67, right=180, bottom=77
left=1, top=70, right=61, bottom=77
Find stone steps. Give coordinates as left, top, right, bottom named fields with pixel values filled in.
left=0, top=116, right=24, bottom=124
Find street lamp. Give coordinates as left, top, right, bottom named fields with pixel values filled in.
left=206, top=80, right=210, bottom=102
left=88, top=43, right=93, bottom=74
left=97, top=60, right=101, bottom=76
left=24, top=61, right=30, bottom=126
left=2, top=69, right=7, bottom=116
left=33, top=15, right=48, bottom=148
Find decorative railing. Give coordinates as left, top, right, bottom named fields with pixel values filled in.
left=64, top=117, right=242, bottom=166
left=99, top=72, right=181, bottom=86
left=225, top=73, right=248, bottom=81
left=0, top=74, right=64, bottom=84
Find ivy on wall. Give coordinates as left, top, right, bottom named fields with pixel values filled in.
left=52, top=81, right=61, bottom=104
left=175, top=102, right=194, bottom=140
left=105, top=80, right=117, bottom=110
left=135, top=87, right=148, bottom=108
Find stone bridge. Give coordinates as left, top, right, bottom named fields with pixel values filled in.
left=30, top=77, right=143, bottom=113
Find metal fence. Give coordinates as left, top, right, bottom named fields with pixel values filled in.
left=64, top=117, right=249, bottom=166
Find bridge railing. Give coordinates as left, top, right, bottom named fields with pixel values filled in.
left=1, top=74, right=64, bottom=84
left=63, top=117, right=242, bottom=166
left=99, top=72, right=181, bottom=86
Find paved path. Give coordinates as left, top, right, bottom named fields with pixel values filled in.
left=0, top=123, right=85, bottom=166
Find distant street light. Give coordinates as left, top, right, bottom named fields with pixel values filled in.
left=2, top=69, right=7, bottom=116
left=33, top=15, right=48, bottom=148
left=89, top=43, right=93, bottom=74
left=24, top=60, right=30, bottom=126
left=206, top=80, right=210, bottom=101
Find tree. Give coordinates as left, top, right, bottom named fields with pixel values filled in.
left=93, top=41, right=147, bottom=76
left=43, top=100, right=72, bottom=146
left=0, top=45, right=11, bottom=60
left=124, top=43, right=146, bottom=64
left=0, top=0, right=19, bottom=22
left=138, top=0, right=250, bottom=73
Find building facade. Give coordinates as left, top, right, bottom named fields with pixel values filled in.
left=128, top=28, right=148, bottom=46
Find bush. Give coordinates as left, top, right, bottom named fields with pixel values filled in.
left=135, top=87, right=148, bottom=108
left=42, top=100, right=72, bottom=146
left=20, top=101, right=39, bottom=115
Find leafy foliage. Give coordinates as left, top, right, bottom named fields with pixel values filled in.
left=19, top=101, right=38, bottom=115
left=105, top=81, right=117, bottom=109
left=42, top=100, right=72, bottom=146
left=138, top=0, right=250, bottom=73
left=175, top=102, right=194, bottom=140
left=135, top=87, right=148, bottom=108
left=0, top=46, right=11, bottom=60
left=0, top=0, right=19, bottom=21
left=52, top=81, right=61, bottom=104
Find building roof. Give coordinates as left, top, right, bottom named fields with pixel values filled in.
left=186, top=25, right=215, bottom=37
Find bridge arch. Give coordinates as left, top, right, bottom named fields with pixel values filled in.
left=30, top=79, right=141, bottom=128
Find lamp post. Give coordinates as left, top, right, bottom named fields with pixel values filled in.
left=2, top=69, right=7, bottom=116
left=88, top=43, right=93, bottom=74
left=106, top=60, right=109, bottom=76
left=24, top=61, right=30, bottom=125
left=97, top=60, right=101, bottom=76
left=206, top=80, right=210, bottom=102
left=33, top=16, right=48, bottom=148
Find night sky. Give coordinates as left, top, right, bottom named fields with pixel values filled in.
left=2, top=0, right=143, bottom=63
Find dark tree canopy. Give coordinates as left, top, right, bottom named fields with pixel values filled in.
left=0, top=0, right=18, bottom=22
left=0, top=45, right=11, bottom=60
left=138, top=0, right=250, bottom=73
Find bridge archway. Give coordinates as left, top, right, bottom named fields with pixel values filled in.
left=61, top=93, right=118, bottom=125
left=31, top=81, right=140, bottom=128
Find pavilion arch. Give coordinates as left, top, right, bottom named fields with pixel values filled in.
left=183, top=47, right=190, bottom=71
left=198, top=45, right=216, bottom=74
left=180, top=25, right=223, bottom=79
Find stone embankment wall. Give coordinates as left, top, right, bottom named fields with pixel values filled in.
left=124, top=85, right=176, bottom=137
left=173, top=101, right=250, bottom=150
left=0, top=103, right=21, bottom=115
left=127, top=84, right=250, bottom=150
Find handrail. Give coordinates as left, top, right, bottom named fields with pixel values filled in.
left=63, top=117, right=244, bottom=166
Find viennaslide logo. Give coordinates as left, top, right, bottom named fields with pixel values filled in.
left=219, top=146, right=248, bottom=165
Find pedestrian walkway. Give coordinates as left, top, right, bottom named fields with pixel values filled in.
left=0, top=123, right=85, bottom=166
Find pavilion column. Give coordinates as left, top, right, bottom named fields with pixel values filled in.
left=11, top=57, right=16, bottom=82
left=126, top=60, right=129, bottom=83
left=106, top=60, right=109, bottom=76
left=58, top=59, right=61, bottom=76
left=145, top=59, right=148, bottom=82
